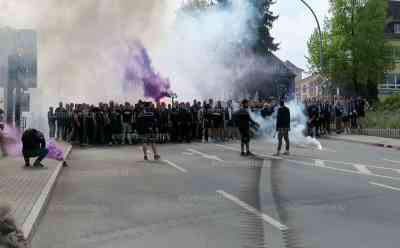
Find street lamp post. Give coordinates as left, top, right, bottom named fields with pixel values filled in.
left=299, top=0, right=324, bottom=73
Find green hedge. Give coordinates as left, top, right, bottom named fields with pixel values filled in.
left=364, top=94, right=400, bottom=129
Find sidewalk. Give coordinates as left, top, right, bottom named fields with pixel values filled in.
left=0, top=142, right=72, bottom=241
left=330, top=134, right=400, bottom=150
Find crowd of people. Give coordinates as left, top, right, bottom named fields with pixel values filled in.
left=47, top=96, right=368, bottom=146
left=303, top=96, right=368, bottom=138
left=47, top=98, right=291, bottom=157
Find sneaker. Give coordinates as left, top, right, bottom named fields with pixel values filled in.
left=24, top=163, right=30, bottom=168
left=246, top=151, right=254, bottom=156
left=240, top=152, right=245, bottom=156
left=283, top=151, right=290, bottom=156
left=154, top=154, right=161, bottom=161
left=33, top=162, right=45, bottom=168
left=144, top=155, right=149, bottom=161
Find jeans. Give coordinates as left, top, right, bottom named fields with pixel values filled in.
left=49, top=122, right=56, bottom=138
left=23, top=148, right=49, bottom=166
left=277, top=129, right=289, bottom=152
left=56, top=124, right=65, bottom=140
left=122, top=123, right=132, bottom=144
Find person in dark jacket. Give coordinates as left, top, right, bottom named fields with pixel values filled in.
left=275, top=100, right=291, bottom=156
left=234, top=99, right=258, bottom=156
left=21, top=129, right=49, bottom=167
left=137, top=102, right=161, bottom=161
left=0, top=123, right=6, bottom=157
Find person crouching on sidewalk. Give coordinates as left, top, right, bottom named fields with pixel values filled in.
left=21, top=129, right=49, bottom=168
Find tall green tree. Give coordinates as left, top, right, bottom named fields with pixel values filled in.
left=307, top=0, right=393, bottom=100
left=250, top=0, right=279, bottom=55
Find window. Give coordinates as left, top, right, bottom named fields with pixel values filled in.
left=394, top=23, right=400, bottom=34
left=396, top=74, right=400, bottom=88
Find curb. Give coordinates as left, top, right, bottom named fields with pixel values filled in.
left=329, top=136, right=400, bottom=151
left=21, top=144, right=73, bottom=241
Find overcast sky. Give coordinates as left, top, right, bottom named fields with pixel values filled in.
left=271, top=0, right=330, bottom=72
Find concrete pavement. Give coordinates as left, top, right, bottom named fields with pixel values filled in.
left=32, top=138, right=400, bottom=248
left=0, top=142, right=72, bottom=241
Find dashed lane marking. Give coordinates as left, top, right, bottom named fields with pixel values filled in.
left=217, top=190, right=289, bottom=231
left=187, top=148, right=224, bottom=162
left=163, top=160, right=188, bottom=173
left=353, top=164, right=373, bottom=175
left=370, top=182, right=400, bottom=192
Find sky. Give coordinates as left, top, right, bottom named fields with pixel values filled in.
left=271, top=0, right=330, bottom=72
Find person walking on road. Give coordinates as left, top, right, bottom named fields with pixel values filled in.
left=275, top=100, right=291, bottom=156
left=137, top=102, right=161, bottom=161
left=234, top=99, right=258, bottom=156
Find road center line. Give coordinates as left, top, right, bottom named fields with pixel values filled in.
left=353, top=164, right=372, bottom=175
left=163, top=160, right=188, bottom=173
left=369, top=182, right=400, bottom=192
left=216, top=190, right=289, bottom=231
left=187, top=148, right=224, bottom=162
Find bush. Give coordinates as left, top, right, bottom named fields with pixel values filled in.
left=364, top=94, right=400, bottom=129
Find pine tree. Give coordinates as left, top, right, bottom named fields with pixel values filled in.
left=250, top=0, right=279, bottom=55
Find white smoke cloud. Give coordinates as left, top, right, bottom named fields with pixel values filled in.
left=250, top=101, right=322, bottom=150
left=152, top=0, right=260, bottom=101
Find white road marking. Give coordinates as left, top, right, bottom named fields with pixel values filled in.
left=384, top=159, right=400, bottom=164
left=217, top=190, right=288, bottom=231
left=370, top=182, right=400, bottom=192
left=182, top=152, right=194, bottom=156
left=216, top=144, right=283, bottom=160
left=397, top=169, right=400, bottom=174
left=320, top=159, right=400, bottom=172
left=163, top=160, right=188, bottom=173
left=315, top=159, right=326, bottom=167
left=353, top=164, right=373, bottom=175
left=285, top=158, right=400, bottom=181
left=187, top=148, right=224, bottom=162
left=219, top=144, right=400, bottom=181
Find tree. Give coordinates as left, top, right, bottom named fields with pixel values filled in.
left=307, top=0, right=393, bottom=100
left=250, top=0, right=279, bottom=55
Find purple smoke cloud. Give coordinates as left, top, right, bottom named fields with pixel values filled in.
left=124, top=41, right=174, bottom=101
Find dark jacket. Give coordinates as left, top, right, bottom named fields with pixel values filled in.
left=234, top=108, right=256, bottom=132
left=276, top=106, right=290, bottom=131
left=21, top=129, right=46, bottom=152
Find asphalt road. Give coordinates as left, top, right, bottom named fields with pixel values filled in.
left=32, top=138, right=400, bottom=248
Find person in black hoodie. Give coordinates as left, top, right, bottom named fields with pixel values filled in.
left=234, top=99, right=258, bottom=156
left=275, top=100, right=291, bottom=156
left=21, top=129, right=48, bottom=167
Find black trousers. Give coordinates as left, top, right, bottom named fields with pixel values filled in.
left=277, top=129, right=289, bottom=152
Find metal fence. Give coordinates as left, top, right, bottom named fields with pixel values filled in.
left=351, top=128, right=400, bottom=139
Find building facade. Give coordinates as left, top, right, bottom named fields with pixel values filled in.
left=295, top=74, right=324, bottom=102
left=381, top=0, right=400, bottom=95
